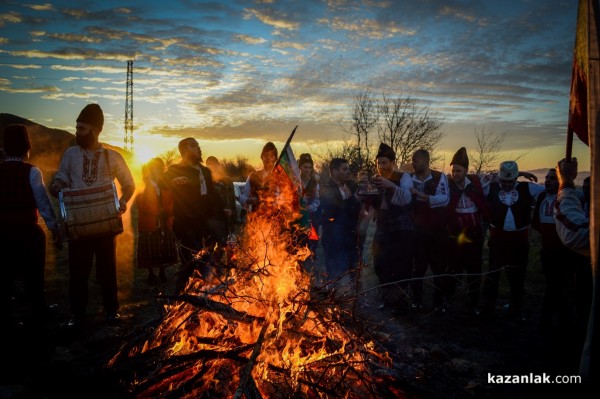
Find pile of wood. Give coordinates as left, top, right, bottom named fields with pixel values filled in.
left=108, top=212, right=403, bottom=398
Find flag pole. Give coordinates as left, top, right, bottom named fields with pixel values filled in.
left=566, top=127, right=574, bottom=161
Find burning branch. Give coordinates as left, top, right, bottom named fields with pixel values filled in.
left=109, top=182, right=403, bottom=398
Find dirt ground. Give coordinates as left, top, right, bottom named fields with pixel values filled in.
left=0, top=222, right=591, bottom=399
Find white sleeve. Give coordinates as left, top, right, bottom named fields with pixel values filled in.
left=390, top=172, right=413, bottom=206
left=239, top=175, right=252, bottom=207
left=30, top=166, right=58, bottom=230
left=554, top=187, right=590, bottom=257
left=429, top=172, right=450, bottom=208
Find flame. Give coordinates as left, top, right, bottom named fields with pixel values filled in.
left=110, top=175, right=397, bottom=397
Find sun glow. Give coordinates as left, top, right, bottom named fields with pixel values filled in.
left=133, top=145, right=157, bottom=166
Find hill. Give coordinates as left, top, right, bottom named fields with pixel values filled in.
left=0, top=113, right=132, bottom=181
left=526, top=167, right=590, bottom=187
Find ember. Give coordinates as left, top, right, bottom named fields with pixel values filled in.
left=109, top=180, right=400, bottom=398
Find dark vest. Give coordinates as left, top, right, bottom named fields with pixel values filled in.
left=412, top=170, right=446, bottom=229
left=374, top=171, right=414, bottom=232
left=488, top=182, right=533, bottom=230
left=0, top=161, right=38, bottom=225
left=447, top=174, right=489, bottom=231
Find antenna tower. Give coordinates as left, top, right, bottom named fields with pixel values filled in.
left=124, top=60, right=134, bottom=152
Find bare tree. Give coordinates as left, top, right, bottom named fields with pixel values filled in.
left=377, top=93, right=444, bottom=166
left=347, top=88, right=379, bottom=173
left=160, top=148, right=180, bottom=167
left=470, top=126, right=507, bottom=174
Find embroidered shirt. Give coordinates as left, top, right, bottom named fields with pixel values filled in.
left=54, top=145, right=134, bottom=191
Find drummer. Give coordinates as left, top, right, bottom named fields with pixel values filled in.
left=49, top=103, right=135, bottom=329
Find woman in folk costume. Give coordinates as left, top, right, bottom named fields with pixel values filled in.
left=298, top=153, right=320, bottom=261
left=136, top=157, right=176, bottom=285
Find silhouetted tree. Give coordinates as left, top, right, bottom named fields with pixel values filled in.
left=377, top=93, right=443, bottom=166
left=470, top=126, right=507, bottom=174
left=346, top=88, right=379, bottom=174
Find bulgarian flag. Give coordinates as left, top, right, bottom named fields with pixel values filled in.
left=275, top=125, right=302, bottom=192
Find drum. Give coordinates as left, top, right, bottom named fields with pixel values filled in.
left=59, top=182, right=123, bottom=240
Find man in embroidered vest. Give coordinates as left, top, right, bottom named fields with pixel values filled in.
left=319, top=158, right=361, bottom=285
left=0, top=124, right=60, bottom=326
left=409, top=149, right=450, bottom=313
left=163, top=138, right=230, bottom=291
left=371, top=143, right=413, bottom=314
left=50, top=104, right=135, bottom=327
left=446, top=148, right=489, bottom=316
left=482, top=160, right=543, bottom=321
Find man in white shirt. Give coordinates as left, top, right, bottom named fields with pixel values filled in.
left=482, top=160, right=543, bottom=321
left=50, top=104, right=135, bottom=327
left=409, top=149, right=450, bottom=312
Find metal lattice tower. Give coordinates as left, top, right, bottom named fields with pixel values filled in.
left=124, top=60, right=134, bottom=152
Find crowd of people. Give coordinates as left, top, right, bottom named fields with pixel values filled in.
left=0, top=102, right=594, bottom=379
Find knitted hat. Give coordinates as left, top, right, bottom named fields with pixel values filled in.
left=376, top=142, right=395, bottom=161
left=450, top=147, right=469, bottom=169
left=76, top=103, right=104, bottom=130
left=2, top=124, right=31, bottom=157
left=298, top=153, right=313, bottom=167
left=499, top=161, right=519, bottom=181
left=261, top=142, right=278, bottom=158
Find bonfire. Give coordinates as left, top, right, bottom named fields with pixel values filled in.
left=109, top=179, right=401, bottom=398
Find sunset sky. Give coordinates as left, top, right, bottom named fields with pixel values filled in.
left=0, top=0, right=591, bottom=171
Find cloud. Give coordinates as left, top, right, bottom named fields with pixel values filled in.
left=271, top=41, right=307, bottom=50
left=0, top=12, right=22, bottom=26
left=0, top=85, right=59, bottom=94
left=319, top=17, right=415, bottom=39
left=0, top=37, right=8, bottom=44
left=0, top=63, right=42, bottom=69
left=24, top=3, right=54, bottom=11
left=244, top=8, right=299, bottom=30
left=8, top=49, right=134, bottom=62
left=439, top=6, right=483, bottom=24
left=46, top=33, right=103, bottom=43
left=234, top=34, right=267, bottom=45
left=50, top=64, right=124, bottom=74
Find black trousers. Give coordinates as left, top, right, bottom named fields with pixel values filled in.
left=412, top=227, right=448, bottom=307
left=0, top=224, right=47, bottom=318
left=447, top=227, right=484, bottom=306
left=68, top=235, right=118, bottom=319
left=373, top=229, right=415, bottom=305
left=483, top=229, right=529, bottom=315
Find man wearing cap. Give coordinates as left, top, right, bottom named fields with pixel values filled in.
left=409, top=149, right=450, bottom=312
left=446, top=147, right=489, bottom=315
left=0, top=124, right=60, bottom=325
left=371, top=143, right=413, bottom=314
left=50, top=103, right=135, bottom=326
left=482, top=160, right=543, bottom=320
